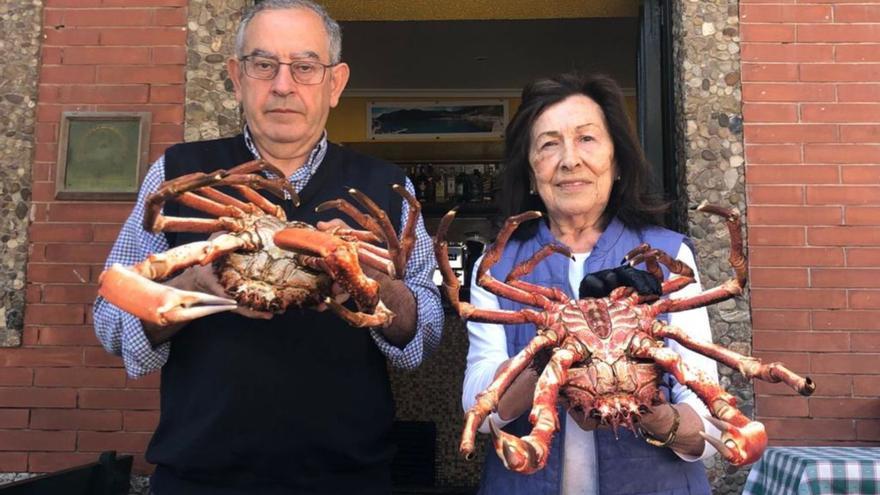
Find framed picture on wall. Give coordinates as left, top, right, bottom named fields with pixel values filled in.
left=367, top=100, right=508, bottom=141
left=55, top=111, right=151, bottom=200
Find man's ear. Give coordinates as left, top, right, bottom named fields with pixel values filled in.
left=329, top=62, right=350, bottom=108
left=227, top=57, right=243, bottom=102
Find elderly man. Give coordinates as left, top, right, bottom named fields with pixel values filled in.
left=93, top=1, right=443, bottom=494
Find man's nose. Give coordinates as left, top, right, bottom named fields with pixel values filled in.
left=271, top=65, right=297, bottom=95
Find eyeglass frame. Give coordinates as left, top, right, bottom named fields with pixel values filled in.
left=238, top=55, right=339, bottom=85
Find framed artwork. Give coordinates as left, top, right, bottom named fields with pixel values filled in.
left=55, top=111, right=151, bottom=200
left=367, top=100, right=508, bottom=141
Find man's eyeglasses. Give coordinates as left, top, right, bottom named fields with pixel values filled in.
left=240, top=56, right=337, bottom=85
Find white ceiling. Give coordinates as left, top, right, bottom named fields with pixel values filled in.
left=339, top=17, right=639, bottom=93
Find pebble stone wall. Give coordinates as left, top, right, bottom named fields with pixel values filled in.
left=0, top=0, right=42, bottom=348
left=672, top=0, right=748, bottom=493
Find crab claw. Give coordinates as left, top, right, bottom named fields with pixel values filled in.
left=488, top=418, right=545, bottom=474
left=98, top=264, right=237, bottom=326
left=700, top=415, right=767, bottom=466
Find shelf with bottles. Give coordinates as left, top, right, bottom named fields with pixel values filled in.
left=399, top=160, right=502, bottom=217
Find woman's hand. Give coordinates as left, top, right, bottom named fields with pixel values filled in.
left=639, top=403, right=706, bottom=457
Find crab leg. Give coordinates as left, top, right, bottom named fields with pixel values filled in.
left=489, top=345, right=583, bottom=474
left=505, top=244, right=572, bottom=303
left=629, top=339, right=767, bottom=466
left=461, top=329, right=563, bottom=460
left=322, top=297, right=396, bottom=329
left=624, top=245, right=696, bottom=295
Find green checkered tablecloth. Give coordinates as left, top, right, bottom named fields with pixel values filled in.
left=743, top=447, right=880, bottom=495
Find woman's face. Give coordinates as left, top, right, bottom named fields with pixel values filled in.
left=528, top=94, right=617, bottom=226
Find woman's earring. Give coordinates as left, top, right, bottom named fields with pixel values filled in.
left=615, top=175, right=621, bottom=181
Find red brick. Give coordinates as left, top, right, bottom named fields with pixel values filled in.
left=854, top=375, right=880, bottom=396
left=836, top=45, right=880, bottom=63
left=807, top=186, right=880, bottom=205
left=83, top=347, right=123, bottom=368
left=28, top=224, right=94, bottom=243
left=741, top=4, right=832, bottom=22
left=842, top=165, right=880, bottom=184
left=756, top=373, right=851, bottom=396
left=803, top=104, right=880, bottom=124
left=745, top=124, right=837, bottom=144
left=149, top=123, right=183, bottom=143
left=125, top=372, right=160, bottom=389
left=749, top=205, right=841, bottom=225
left=78, top=431, right=152, bottom=453
left=798, top=24, right=880, bottom=43
left=46, top=203, right=134, bottom=223
left=835, top=5, right=880, bottom=23
left=27, top=452, right=94, bottom=473
left=800, top=63, right=880, bottom=82
left=813, top=310, right=880, bottom=330
left=102, top=0, right=186, bottom=5
left=813, top=353, right=878, bottom=373
left=811, top=398, right=880, bottom=419
left=754, top=330, right=848, bottom=352
left=742, top=104, right=798, bottom=123
left=741, top=24, right=796, bottom=42
left=849, top=248, right=880, bottom=267
left=805, top=144, right=880, bottom=163
left=42, top=28, right=101, bottom=46
left=38, top=326, right=103, bottom=347
left=97, top=66, right=184, bottom=84
left=748, top=226, right=805, bottom=246
left=42, top=285, right=98, bottom=304
left=0, top=348, right=83, bottom=367
left=151, top=46, right=187, bottom=64
left=754, top=395, right=810, bottom=417
left=100, top=27, right=187, bottom=46
left=0, top=368, right=34, bottom=386
left=751, top=288, right=846, bottom=309
left=850, top=290, right=880, bottom=309
left=95, top=103, right=183, bottom=124
left=150, top=85, right=185, bottom=103
left=840, top=124, right=880, bottom=142
left=0, top=453, right=28, bottom=472
left=747, top=165, right=839, bottom=184
left=31, top=409, right=123, bottom=432
left=33, top=141, right=58, bottom=162
left=0, top=409, right=30, bottom=429
left=79, top=389, right=159, bottom=410
left=27, top=286, right=43, bottom=304
left=741, top=63, right=798, bottom=82
left=809, top=227, right=880, bottom=246
left=42, top=46, right=63, bottom=64
left=749, top=267, right=808, bottom=287
left=857, top=420, right=880, bottom=441
left=62, top=46, right=151, bottom=65
left=35, top=367, right=125, bottom=388
left=44, top=243, right=112, bottom=264
left=62, top=9, right=154, bottom=26
left=40, top=65, right=96, bottom=84
left=28, top=264, right=90, bottom=284
left=846, top=207, right=880, bottom=225
left=742, top=83, right=835, bottom=102
left=0, top=387, right=77, bottom=408
left=154, top=7, right=187, bottom=26
left=750, top=246, right=844, bottom=266
left=745, top=144, right=802, bottom=165
left=747, top=184, right=804, bottom=204
left=0, top=431, right=76, bottom=452
left=741, top=43, right=834, bottom=62
left=752, top=351, right=811, bottom=374
left=23, top=303, right=84, bottom=325
left=92, top=224, right=124, bottom=243
left=763, top=418, right=855, bottom=440
left=753, top=310, right=811, bottom=330
left=851, top=333, right=880, bottom=352
left=813, top=268, right=880, bottom=288
left=35, top=122, right=58, bottom=143
left=123, top=411, right=159, bottom=432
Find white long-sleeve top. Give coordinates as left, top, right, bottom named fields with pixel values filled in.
left=462, top=244, right=721, bottom=495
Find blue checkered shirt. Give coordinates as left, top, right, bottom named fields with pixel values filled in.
left=93, top=129, right=443, bottom=377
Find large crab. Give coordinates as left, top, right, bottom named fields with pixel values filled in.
left=99, top=159, right=419, bottom=328
left=434, top=203, right=815, bottom=474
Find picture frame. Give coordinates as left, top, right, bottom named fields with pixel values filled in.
left=55, top=111, right=152, bottom=200
left=367, top=100, right=508, bottom=141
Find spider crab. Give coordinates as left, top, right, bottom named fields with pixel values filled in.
left=99, top=159, right=419, bottom=328
left=434, top=203, right=815, bottom=474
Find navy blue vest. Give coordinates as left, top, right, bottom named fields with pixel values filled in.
left=146, top=136, right=406, bottom=495
left=479, top=218, right=711, bottom=495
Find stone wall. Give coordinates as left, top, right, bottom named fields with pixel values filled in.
left=0, top=0, right=42, bottom=347
left=672, top=0, right=748, bottom=493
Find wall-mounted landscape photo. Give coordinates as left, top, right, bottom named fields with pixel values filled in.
left=368, top=100, right=508, bottom=140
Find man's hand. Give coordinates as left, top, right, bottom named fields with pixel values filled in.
left=316, top=219, right=417, bottom=347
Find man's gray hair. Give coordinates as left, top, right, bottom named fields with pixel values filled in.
left=235, top=0, right=342, bottom=64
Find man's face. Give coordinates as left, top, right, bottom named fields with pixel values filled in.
left=228, top=8, right=349, bottom=151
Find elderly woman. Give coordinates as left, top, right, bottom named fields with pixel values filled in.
left=462, top=73, right=719, bottom=494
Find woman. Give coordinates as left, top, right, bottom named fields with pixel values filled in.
left=462, top=73, right=719, bottom=494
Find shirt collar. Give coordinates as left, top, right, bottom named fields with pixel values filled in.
left=242, top=124, right=328, bottom=191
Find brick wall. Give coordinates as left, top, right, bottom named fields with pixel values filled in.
left=742, top=1, right=880, bottom=445
left=5, top=0, right=187, bottom=474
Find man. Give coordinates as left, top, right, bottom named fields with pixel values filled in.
left=93, top=1, right=443, bottom=493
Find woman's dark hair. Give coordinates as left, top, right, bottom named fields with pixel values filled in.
left=499, top=73, right=667, bottom=239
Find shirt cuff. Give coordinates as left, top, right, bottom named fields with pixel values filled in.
left=120, top=311, right=170, bottom=378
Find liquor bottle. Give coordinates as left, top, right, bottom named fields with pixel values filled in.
left=415, top=165, right=427, bottom=202
left=456, top=166, right=468, bottom=202
left=469, top=166, right=483, bottom=202
left=425, top=164, right=436, bottom=205
left=482, top=164, right=494, bottom=202
left=446, top=166, right=457, bottom=202
left=435, top=167, right=446, bottom=203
